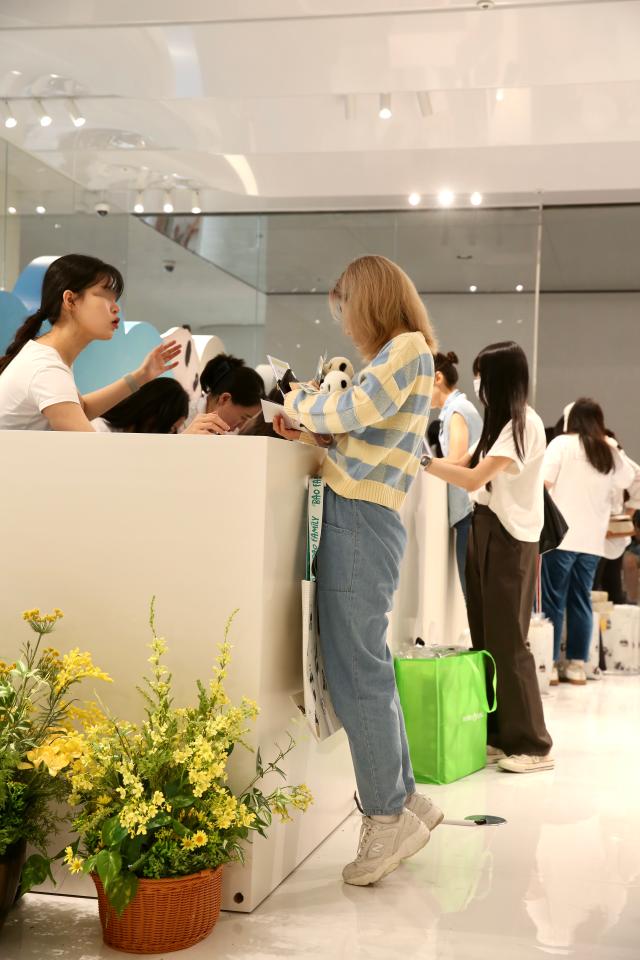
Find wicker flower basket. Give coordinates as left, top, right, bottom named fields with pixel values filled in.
left=91, top=867, right=223, bottom=954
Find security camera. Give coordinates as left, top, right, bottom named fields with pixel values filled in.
left=163, top=259, right=176, bottom=274
left=95, top=202, right=110, bottom=217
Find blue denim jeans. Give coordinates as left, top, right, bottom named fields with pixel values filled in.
left=454, top=513, right=473, bottom=600
left=316, top=488, right=415, bottom=816
left=541, top=550, right=600, bottom=661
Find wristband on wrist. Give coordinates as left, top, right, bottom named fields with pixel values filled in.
left=124, top=373, right=140, bottom=394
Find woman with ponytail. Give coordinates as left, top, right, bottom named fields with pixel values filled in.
left=431, top=350, right=483, bottom=596
left=541, top=398, right=635, bottom=685
left=195, top=354, right=264, bottom=432
left=0, top=254, right=181, bottom=432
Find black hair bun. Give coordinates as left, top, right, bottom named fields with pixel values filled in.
left=446, top=351, right=459, bottom=365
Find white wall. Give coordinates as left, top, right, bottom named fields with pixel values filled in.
left=537, top=293, right=640, bottom=461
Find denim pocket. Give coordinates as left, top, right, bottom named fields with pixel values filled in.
left=317, top=523, right=356, bottom=593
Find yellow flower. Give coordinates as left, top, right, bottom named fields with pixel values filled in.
left=68, top=857, right=84, bottom=875
left=55, top=649, right=112, bottom=692
left=191, top=831, right=207, bottom=848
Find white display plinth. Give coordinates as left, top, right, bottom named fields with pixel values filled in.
left=0, top=433, right=354, bottom=913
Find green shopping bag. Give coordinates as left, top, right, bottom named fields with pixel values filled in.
left=394, top=649, right=497, bottom=785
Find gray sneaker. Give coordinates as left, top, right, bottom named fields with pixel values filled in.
left=405, top=792, right=444, bottom=830
left=342, top=810, right=430, bottom=886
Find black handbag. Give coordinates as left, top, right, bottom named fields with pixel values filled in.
left=539, top=487, right=569, bottom=555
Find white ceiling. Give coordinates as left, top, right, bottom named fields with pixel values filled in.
left=2, top=1, right=640, bottom=212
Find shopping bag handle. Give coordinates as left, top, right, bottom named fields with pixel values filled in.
left=478, top=650, right=497, bottom=714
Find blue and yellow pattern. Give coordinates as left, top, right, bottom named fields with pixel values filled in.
left=285, top=332, right=434, bottom=510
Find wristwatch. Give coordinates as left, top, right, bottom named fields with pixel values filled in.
left=420, top=453, right=433, bottom=470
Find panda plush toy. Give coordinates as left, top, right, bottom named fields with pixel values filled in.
left=323, top=356, right=355, bottom=381
left=320, top=369, right=353, bottom=394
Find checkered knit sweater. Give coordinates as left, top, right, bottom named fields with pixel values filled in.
left=285, top=332, right=434, bottom=510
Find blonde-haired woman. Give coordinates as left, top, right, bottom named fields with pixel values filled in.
left=274, top=256, right=442, bottom=886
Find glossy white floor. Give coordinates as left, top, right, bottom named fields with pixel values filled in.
left=3, top=676, right=639, bottom=960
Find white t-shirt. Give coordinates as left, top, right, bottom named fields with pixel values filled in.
left=544, top=434, right=636, bottom=557
left=471, top=406, right=546, bottom=542
left=91, top=417, right=119, bottom=433
left=0, top=341, right=80, bottom=431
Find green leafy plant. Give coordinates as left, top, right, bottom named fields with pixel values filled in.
left=0, top=609, right=111, bottom=892
left=66, top=602, right=312, bottom=915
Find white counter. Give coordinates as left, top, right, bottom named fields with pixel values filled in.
left=0, top=432, right=465, bottom=910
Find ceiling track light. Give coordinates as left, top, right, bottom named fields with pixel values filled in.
left=162, top=190, right=174, bottom=214
left=36, top=205, right=46, bottom=214
left=416, top=92, right=433, bottom=118
left=191, top=190, right=201, bottom=214
left=133, top=191, right=145, bottom=214
left=67, top=98, right=86, bottom=127
left=378, top=93, right=392, bottom=120
left=343, top=94, right=356, bottom=120
left=35, top=99, right=52, bottom=127
left=470, top=191, right=483, bottom=206
left=408, top=192, right=421, bottom=207
left=2, top=99, right=17, bottom=129
left=7, top=205, right=17, bottom=214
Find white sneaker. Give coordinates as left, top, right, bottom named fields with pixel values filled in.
left=587, top=666, right=603, bottom=681
left=564, top=660, right=587, bottom=685
left=342, top=811, right=430, bottom=886
left=405, top=792, right=444, bottom=831
left=550, top=666, right=559, bottom=686
left=486, top=745, right=507, bottom=765
left=498, top=754, right=555, bottom=774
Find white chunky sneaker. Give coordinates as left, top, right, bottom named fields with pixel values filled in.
left=498, top=753, right=555, bottom=774
left=564, top=660, right=587, bottom=685
left=486, top=745, right=507, bottom=765
left=405, top=792, right=444, bottom=831
left=342, top=810, right=430, bottom=886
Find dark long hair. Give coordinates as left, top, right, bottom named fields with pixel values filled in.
left=102, top=378, right=189, bottom=434
left=470, top=341, right=528, bottom=468
left=0, top=254, right=124, bottom=375
left=433, top=350, right=460, bottom=388
left=200, top=354, right=265, bottom=407
left=566, top=398, right=614, bottom=475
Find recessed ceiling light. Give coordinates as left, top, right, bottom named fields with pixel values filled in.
left=50, top=73, right=60, bottom=79
left=314, top=318, right=321, bottom=324
left=3, top=100, right=17, bottom=129
left=296, top=344, right=301, bottom=349
left=495, top=88, right=505, bottom=102
left=134, top=191, right=145, bottom=214
left=437, top=188, right=455, bottom=207
left=54, top=223, right=61, bottom=229
left=408, top=192, right=421, bottom=207
left=496, top=319, right=504, bottom=324
left=191, top=190, right=201, bottom=214
left=470, top=192, right=483, bottom=206
left=469, top=285, right=478, bottom=293
left=35, top=99, right=52, bottom=127
left=379, top=93, right=392, bottom=120
left=7, top=206, right=17, bottom=214
left=68, top=98, right=86, bottom=127
left=10, top=70, right=22, bottom=76
left=162, top=190, right=174, bottom=214
left=36, top=205, right=46, bottom=214
left=515, top=283, right=524, bottom=292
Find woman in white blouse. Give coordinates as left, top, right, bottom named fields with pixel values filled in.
left=542, top=399, right=635, bottom=685
left=0, top=254, right=226, bottom=435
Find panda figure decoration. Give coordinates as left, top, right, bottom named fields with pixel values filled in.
left=320, top=369, right=353, bottom=394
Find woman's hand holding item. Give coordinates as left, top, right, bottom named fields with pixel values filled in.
left=134, top=340, right=182, bottom=386
left=184, top=412, right=230, bottom=435
left=273, top=414, right=333, bottom=447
